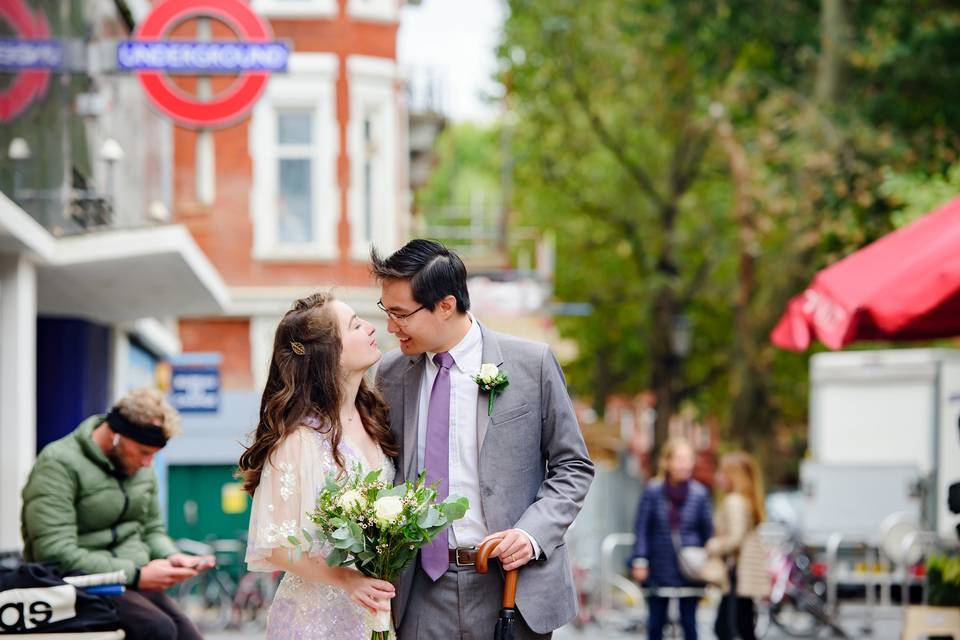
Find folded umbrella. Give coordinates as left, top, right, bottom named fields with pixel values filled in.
left=476, top=538, right=520, bottom=640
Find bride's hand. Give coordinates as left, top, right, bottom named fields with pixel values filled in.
left=335, top=568, right=395, bottom=614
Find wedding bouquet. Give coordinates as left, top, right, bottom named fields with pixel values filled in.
left=289, top=465, right=468, bottom=640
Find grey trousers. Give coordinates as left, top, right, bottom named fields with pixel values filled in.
left=398, top=564, right=551, bottom=640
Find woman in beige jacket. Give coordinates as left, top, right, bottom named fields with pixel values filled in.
left=706, top=452, right=769, bottom=640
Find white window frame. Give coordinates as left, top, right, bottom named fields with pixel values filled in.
left=275, top=111, right=315, bottom=245
left=251, top=0, right=338, bottom=19
left=346, top=0, right=400, bottom=23
left=250, top=53, right=339, bottom=261
left=347, top=55, right=401, bottom=261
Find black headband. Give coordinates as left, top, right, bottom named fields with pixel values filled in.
left=105, top=408, right=169, bottom=448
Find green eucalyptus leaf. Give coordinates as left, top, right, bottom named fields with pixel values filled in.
left=440, top=495, right=469, bottom=520
left=377, top=484, right=408, bottom=499
left=418, top=506, right=442, bottom=528
left=326, top=547, right=347, bottom=567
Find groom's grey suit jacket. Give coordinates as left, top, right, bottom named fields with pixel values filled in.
left=375, top=323, right=595, bottom=634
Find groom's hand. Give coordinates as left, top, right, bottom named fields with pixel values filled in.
left=482, top=529, right=534, bottom=571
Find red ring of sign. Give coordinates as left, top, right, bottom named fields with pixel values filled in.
left=135, top=0, right=273, bottom=129
left=0, top=0, right=52, bottom=123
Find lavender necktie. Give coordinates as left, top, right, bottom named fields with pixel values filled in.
left=421, top=351, right=454, bottom=581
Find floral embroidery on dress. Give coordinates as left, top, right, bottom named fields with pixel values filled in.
left=262, top=519, right=298, bottom=545
left=278, top=462, right=295, bottom=501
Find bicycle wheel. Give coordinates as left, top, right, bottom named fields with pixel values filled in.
left=769, top=592, right=826, bottom=637
left=233, top=572, right=275, bottom=630
left=177, top=574, right=233, bottom=631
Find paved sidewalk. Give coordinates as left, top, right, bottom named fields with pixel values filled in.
left=554, top=602, right=905, bottom=640
left=205, top=602, right=907, bottom=639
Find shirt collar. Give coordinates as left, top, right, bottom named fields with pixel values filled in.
left=427, top=314, right=483, bottom=374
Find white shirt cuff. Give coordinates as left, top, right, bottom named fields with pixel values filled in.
left=518, top=529, right=541, bottom=559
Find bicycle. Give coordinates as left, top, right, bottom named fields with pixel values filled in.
left=765, top=537, right=848, bottom=638
left=174, top=537, right=282, bottom=630
left=175, top=538, right=240, bottom=632
left=231, top=568, right=282, bottom=629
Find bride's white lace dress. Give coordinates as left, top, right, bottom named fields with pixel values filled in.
left=245, top=419, right=395, bottom=639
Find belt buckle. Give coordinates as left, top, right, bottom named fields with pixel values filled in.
left=455, top=546, right=476, bottom=567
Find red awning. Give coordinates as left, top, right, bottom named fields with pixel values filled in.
left=771, top=196, right=960, bottom=351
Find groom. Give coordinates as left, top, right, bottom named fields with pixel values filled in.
left=372, top=239, right=594, bottom=639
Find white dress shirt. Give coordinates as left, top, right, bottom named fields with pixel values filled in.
left=416, top=316, right=540, bottom=556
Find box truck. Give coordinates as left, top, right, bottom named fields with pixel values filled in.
left=800, top=348, right=960, bottom=546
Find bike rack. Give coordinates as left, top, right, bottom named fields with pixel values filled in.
left=598, top=532, right=637, bottom=614
left=596, top=532, right=712, bottom=633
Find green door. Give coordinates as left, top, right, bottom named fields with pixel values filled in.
left=166, top=464, right=250, bottom=542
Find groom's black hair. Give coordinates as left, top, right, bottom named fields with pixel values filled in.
left=370, top=239, right=471, bottom=313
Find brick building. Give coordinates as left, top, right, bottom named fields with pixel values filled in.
left=162, top=0, right=418, bottom=539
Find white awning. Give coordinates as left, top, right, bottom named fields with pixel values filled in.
left=1, top=192, right=228, bottom=323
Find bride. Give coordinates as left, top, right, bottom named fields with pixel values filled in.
left=238, top=292, right=398, bottom=638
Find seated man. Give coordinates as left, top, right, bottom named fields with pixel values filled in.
left=21, top=387, right=213, bottom=640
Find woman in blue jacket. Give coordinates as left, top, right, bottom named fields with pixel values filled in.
left=630, top=437, right=713, bottom=640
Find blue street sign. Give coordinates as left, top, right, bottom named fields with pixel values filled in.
left=170, top=359, right=221, bottom=414
left=116, top=40, right=289, bottom=74
left=0, top=39, right=63, bottom=70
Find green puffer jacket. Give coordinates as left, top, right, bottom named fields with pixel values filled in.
left=21, top=415, right=178, bottom=585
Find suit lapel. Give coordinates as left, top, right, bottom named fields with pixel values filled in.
left=476, top=324, right=504, bottom=450
left=401, top=355, right=425, bottom=483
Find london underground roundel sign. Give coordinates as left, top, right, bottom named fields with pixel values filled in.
left=0, top=0, right=60, bottom=122
left=119, top=0, right=288, bottom=129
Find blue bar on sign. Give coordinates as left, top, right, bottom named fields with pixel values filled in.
left=117, top=40, right=289, bottom=73
left=0, top=39, right=64, bottom=70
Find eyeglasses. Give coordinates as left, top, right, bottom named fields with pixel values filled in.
left=377, top=300, right=425, bottom=324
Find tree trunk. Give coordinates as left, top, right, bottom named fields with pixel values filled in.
left=649, top=286, right=679, bottom=465
left=815, top=0, right=849, bottom=105
left=715, top=114, right=763, bottom=445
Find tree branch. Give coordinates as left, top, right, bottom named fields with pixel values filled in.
left=563, top=65, right=667, bottom=211
left=678, top=253, right=713, bottom=306
left=676, top=361, right=727, bottom=401
left=540, top=156, right=650, bottom=277
left=674, top=129, right=712, bottom=196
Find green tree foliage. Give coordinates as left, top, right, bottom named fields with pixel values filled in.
left=416, top=123, right=502, bottom=215
left=498, top=0, right=960, bottom=473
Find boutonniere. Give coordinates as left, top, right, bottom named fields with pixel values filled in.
left=472, top=363, right=509, bottom=416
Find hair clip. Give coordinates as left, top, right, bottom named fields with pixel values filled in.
left=290, top=341, right=306, bottom=355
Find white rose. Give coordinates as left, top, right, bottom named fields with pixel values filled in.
left=373, top=496, right=404, bottom=524
left=478, top=363, right=499, bottom=383
left=338, top=489, right=365, bottom=511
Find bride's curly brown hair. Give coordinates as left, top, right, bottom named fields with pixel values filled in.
left=237, top=292, right=397, bottom=495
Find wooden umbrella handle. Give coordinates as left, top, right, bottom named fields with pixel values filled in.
left=476, top=538, right=519, bottom=609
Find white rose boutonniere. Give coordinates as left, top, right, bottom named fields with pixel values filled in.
left=472, top=362, right=509, bottom=416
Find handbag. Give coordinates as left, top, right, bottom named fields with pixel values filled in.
left=0, top=563, right=119, bottom=633
left=671, top=531, right=709, bottom=584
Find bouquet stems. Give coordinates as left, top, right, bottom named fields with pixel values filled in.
left=368, top=608, right=392, bottom=640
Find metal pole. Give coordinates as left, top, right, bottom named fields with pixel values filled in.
left=862, top=545, right=876, bottom=635
left=825, top=532, right=844, bottom=615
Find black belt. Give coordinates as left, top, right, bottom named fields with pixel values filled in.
left=448, top=547, right=477, bottom=566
